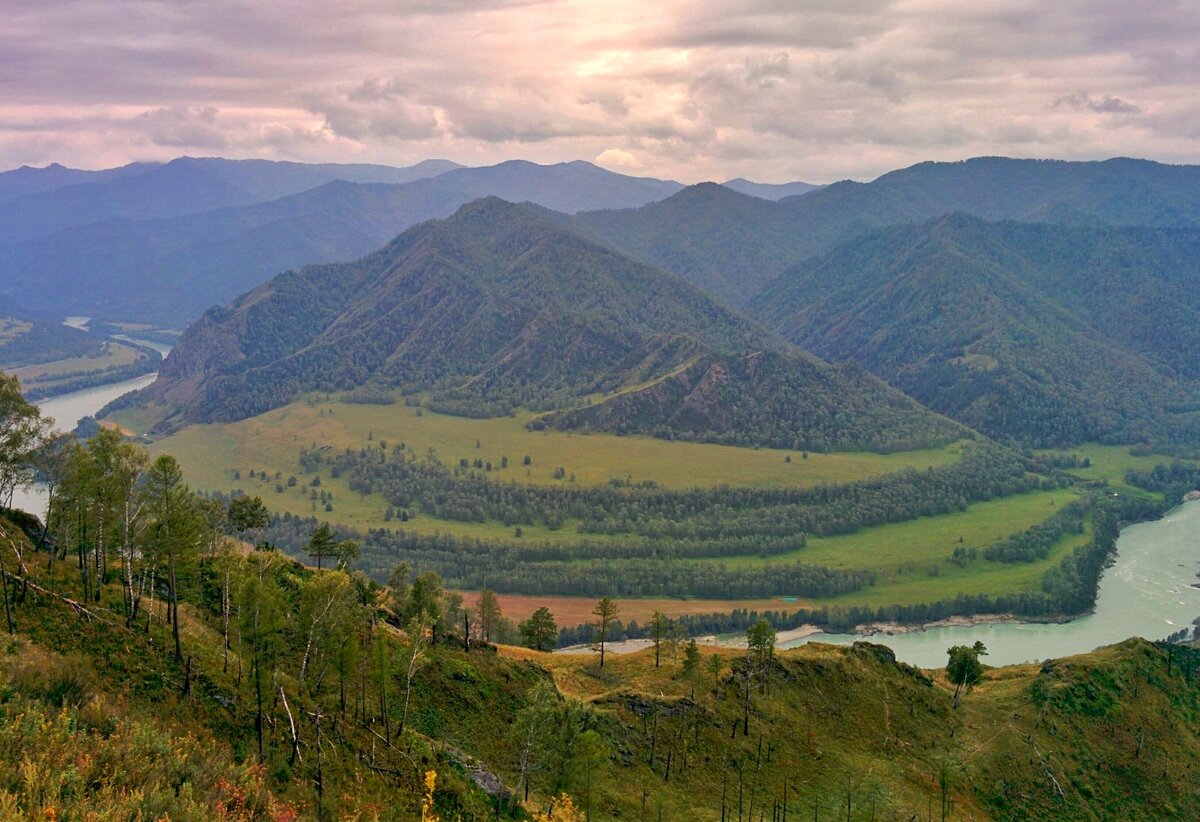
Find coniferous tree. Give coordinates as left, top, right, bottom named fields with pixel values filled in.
left=520, top=606, right=559, bottom=651
left=590, top=598, right=619, bottom=668
left=307, top=522, right=337, bottom=570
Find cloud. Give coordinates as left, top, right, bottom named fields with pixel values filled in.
left=594, top=148, right=642, bottom=172
left=745, top=53, right=791, bottom=88
left=136, top=106, right=228, bottom=148
left=0, top=0, right=1197, bottom=181
left=1055, top=92, right=1144, bottom=114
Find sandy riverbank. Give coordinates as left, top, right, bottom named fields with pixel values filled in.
left=554, top=624, right=824, bottom=655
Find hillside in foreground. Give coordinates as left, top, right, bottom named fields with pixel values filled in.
left=2, top=511, right=1200, bottom=820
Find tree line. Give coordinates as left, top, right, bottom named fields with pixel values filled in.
left=301, top=438, right=1048, bottom=541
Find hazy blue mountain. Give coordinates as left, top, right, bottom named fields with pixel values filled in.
left=751, top=214, right=1200, bottom=448
left=126, top=198, right=961, bottom=453
left=721, top=178, right=821, bottom=200
left=0, top=156, right=464, bottom=245
left=0, top=161, right=160, bottom=204
left=430, top=159, right=681, bottom=212
left=1, top=161, right=682, bottom=325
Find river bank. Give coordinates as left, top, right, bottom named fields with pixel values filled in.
left=553, top=502, right=1200, bottom=668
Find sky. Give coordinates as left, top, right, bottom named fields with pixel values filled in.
left=2, top=0, right=1198, bottom=183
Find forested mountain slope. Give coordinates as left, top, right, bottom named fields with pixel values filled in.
left=751, top=214, right=1200, bottom=447
left=127, top=198, right=961, bottom=451
left=570, top=156, right=1200, bottom=307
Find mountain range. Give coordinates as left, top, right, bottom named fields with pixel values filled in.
left=12, top=152, right=1200, bottom=451
left=130, top=197, right=962, bottom=452
left=0, top=156, right=468, bottom=246
left=720, top=177, right=821, bottom=200
left=7, top=155, right=1200, bottom=327
left=750, top=215, right=1200, bottom=448
left=568, top=156, right=1200, bottom=308
left=0, top=159, right=684, bottom=325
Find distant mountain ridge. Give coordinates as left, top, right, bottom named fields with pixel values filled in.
left=0, top=159, right=683, bottom=325
left=568, top=156, right=1200, bottom=309
left=751, top=214, right=1200, bottom=447
left=6, top=154, right=1200, bottom=327
left=127, top=198, right=962, bottom=452
left=0, top=156, right=464, bottom=242
left=721, top=178, right=821, bottom=200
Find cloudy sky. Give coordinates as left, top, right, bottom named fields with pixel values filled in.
left=3, top=0, right=1198, bottom=182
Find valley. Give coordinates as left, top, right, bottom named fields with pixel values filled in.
left=5, top=152, right=1200, bottom=820
left=110, top=390, right=1157, bottom=638
left=9, top=1, right=1200, bottom=816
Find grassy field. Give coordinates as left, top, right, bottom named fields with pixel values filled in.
left=138, top=394, right=967, bottom=544
left=524, top=490, right=1088, bottom=616
left=122, top=395, right=1133, bottom=619
left=728, top=488, right=1089, bottom=607
left=1037, top=443, right=1176, bottom=492
left=143, top=395, right=965, bottom=491
left=0, top=318, right=32, bottom=343
left=13, top=340, right=150, bottom=393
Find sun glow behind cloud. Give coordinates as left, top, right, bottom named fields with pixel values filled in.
left=1, top=0, right=1197, bottom=181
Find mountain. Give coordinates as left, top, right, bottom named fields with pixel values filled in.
left=13, top=154, right=1196, bottom=327
left=0, top=156, right=464, bottom=246
left=0, top=160, right=160, bottom=204
left=0, top=160, right=683, bottom=326
left=127, top=197, right=960, bottom=452
left=429, top=159, right=680, bottom=213
left=750, top=214, right=1200, bottom=448
left=570, top=156, right=1200, bottom=308
left=566, top=183, right=805, bottom=309
left=721, top=177, right=821, bottom=200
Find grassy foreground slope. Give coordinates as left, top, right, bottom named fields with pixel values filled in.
left=3, top=512, right=1200, bottom=820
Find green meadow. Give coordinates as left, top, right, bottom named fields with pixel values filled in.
left=145, top=394, right=964, bottom=493
left=113, top=393, right=1129, bottom=612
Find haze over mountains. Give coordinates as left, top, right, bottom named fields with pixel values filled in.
left=8, top=154, right=1198, bottom=331
left=720, top=178, right=821, bottom=200
left=0, top=157, right=466, bottom=244
left=0, top=158, right=683, bottom=324
left=568, top=156, right=1200, bottom=308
